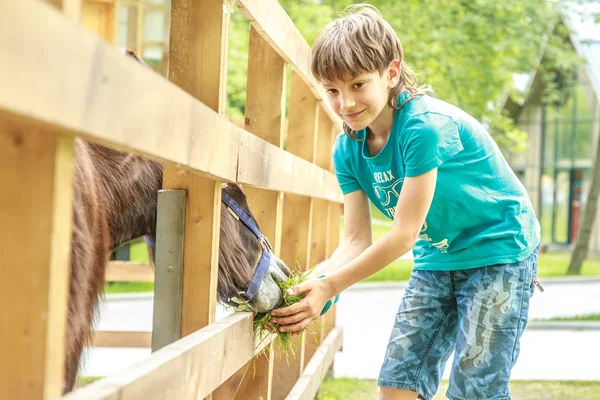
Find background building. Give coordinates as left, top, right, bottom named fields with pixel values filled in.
left=505, top=4, right=600, bottom=250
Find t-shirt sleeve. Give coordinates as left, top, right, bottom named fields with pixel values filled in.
left=332, top=135, right=361, bottom=194
left=402, top=113, right=463, bottom=177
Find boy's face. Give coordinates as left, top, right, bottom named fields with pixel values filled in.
left=322, top=62, right=399, bottom=133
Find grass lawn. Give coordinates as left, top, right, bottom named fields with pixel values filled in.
left=364, top=217, right=600, bottom=282
left=105, top=281, right=154, bottom=294
left=362, top=250, right=600, bottom=283
left=535, top=313, right=600, bottom=322
left=317, top=378, right=600, bottom=399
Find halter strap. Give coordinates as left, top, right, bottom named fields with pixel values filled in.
left=144, top=189, right=272, bottom=301
left=222, top=190, right=272, bottom=300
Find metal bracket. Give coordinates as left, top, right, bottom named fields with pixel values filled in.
left=151, top=189, right=186, bottom=352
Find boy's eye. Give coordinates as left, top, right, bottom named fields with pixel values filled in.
left=326, top=88, right=338, bottom=94
left=353, top=82, right=365, bottom=89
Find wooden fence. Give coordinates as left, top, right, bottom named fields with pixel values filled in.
left=0, top=0, right=344, bottom=399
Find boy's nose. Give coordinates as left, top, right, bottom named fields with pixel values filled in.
left=340, top=95, right=356, bottom=112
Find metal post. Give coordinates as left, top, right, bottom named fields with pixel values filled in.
left=151, top=189, right=186, bottom=352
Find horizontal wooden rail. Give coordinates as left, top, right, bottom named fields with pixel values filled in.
left=235, top=0, right=341, bottom=126
left=238, top=131, right=341, bottom=201
left=286, top=327, right=343, bottom=400
left=0, top=1, right=343, bottom=203
left=92, top=331, right=151, bottom=348
left=64, top=312, right=275, bottom=399
left=105, top=262, right=153, bottom=282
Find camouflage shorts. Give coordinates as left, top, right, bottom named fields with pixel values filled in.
left=378, top=247, right=539, bottom=400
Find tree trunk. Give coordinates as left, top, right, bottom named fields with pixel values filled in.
left=568, top=123, right=600, bottom=274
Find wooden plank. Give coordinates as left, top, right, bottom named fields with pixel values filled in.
left=304, top=198, right=329, bottom=369
left=315, top=104, right=333, bottom=170
left=236, top=23, right=287, bottom=400
left=82, top=1, right=116, bottom=43
left=0, top=1, right=342, bottom=201
left=308, top=199, right=328, bottom=284
left=162, top=171, right=222, bottom=335
left=237, top=130, right=342, bottom=202
left=245, top=24, right=286, bottom=147
left=243, top=187, right=284, bottom=252
left=234, top=0, right=341, bottom=128
left=92, top=331, right=152, bottom=348
left=279, top=194, right=311, bottom=270
left=46, top=0, right=81, bottom=20
left=63, top=313, right=277, bottom=400
left=269, top=193, right=310, bottom=399
left=329, top=125, right=338, bottom=172
left=235, top=342, right=275, bottom=400
left=212, top=361, right=251, bottom=400
left=287, top=71, right=318, bottom=163
left=169, top=0, right=230, bottom=114
left=105, top=262, right=154, bottom=282
left=0, top=0, right=239, bottom=182
left=0, top=120, right=73, bottom=399
left=136, top=1, right=144, bottom=54
left=164, top=0, right=230, bottom=341
left=324, top=202, right=341, bottom=337
left=286, top=328, right=343, bottom=400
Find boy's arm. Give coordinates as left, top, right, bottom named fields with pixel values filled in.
left=327, top=168, right=437, bottom=294
left=313, top=189, right=372, bottom=276
left=271, top=169, right=437, bottom=333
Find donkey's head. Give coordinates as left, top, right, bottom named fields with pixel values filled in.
left=125, top=50, right=289, bottom=313
left=218, top=184, right=291, bottom=313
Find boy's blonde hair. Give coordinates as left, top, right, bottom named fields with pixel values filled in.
left=311, top=4, right=432, bottom=139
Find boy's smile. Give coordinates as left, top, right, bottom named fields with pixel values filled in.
left=344, top=109, right=365, bottom=119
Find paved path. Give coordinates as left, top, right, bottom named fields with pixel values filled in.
left=334, top=279, right=600, bottom=381
left=82, top=278, right=600, bottom=381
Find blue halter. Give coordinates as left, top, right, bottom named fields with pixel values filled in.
left=144, top=189, right=271, bottom=301
left=221, top=190, right=272, bottom=301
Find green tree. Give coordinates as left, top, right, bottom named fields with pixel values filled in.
left=226, top=0, right=580, bottom=153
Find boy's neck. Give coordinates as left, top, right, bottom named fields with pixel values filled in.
left=367, top=105, right=394, bottom=139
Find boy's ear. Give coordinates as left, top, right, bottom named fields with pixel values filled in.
left=387, top=59, right=401, bottom=88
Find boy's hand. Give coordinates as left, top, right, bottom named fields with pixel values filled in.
left=270, top=277, right=335, bottom=334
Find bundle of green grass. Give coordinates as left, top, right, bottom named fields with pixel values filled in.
left=233, top=266, right=318, bottom=357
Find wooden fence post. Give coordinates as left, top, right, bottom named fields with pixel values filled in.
left=233, top=23, right=287, bottom=400
left=269, top=70, right=318, bottom=398
left=0, top=120, right=74, bottom=399
left=160, top=0, right=229, bottom=362
left=160, top=4, right=231, bottom=398
left=0, top=3, right=78, bottom=399
left=303, top=104, right=332, bottom=368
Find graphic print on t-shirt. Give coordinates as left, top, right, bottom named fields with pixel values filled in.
left=372, top=169, right=403, bottom=218
left=419, top=221, right=450, bottom=253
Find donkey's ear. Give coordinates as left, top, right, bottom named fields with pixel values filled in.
left=125, top=49, right=151, bottom=70
left=223, top=183, right=247, bottom=201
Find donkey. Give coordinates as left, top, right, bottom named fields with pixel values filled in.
left=64, top=50, right=290, bottom=393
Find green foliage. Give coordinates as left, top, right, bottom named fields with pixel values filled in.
left=226, top=8, right=250, bottom=120
left=226, top=0, right=584, bottom=154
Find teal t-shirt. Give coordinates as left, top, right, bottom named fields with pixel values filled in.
left=332, top=92, right=540, bottom=270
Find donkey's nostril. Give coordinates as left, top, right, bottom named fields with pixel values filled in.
left=272, top=255, right=292, bottom=277
left=270, top=268, right=288, bottom=283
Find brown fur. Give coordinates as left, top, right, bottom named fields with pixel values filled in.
left=63, top=51, right=262, bottom=393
